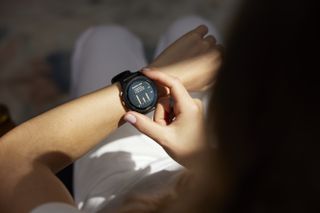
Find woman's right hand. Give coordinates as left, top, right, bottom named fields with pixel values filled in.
left=123, top=70, right=209, bottom=167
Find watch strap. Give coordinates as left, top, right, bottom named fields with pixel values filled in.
left=111, top=70, right=132, bottom=84
left=111, top=70, right=143, bottom=86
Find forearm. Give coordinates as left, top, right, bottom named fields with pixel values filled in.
left=0, top=84, right=126, bottom=212
left=0, top=69, right=195, bottom=172
left=0, top=83, right=125, bottom=172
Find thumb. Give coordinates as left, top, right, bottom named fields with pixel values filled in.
left=123, top=111, right=164, bottom=143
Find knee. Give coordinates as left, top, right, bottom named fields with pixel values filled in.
left=169, top=15, right=222, bottom=43
left=171, top=15, right=211, bottom=29
left=88, top=25, right=134, bottom=41
left=74, top=25, right=137, bottom=50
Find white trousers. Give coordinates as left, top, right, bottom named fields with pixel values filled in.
left=71, top=16, right=220, bottom=212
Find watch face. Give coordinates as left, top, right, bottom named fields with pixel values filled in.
left=127, top=78, right=157, bottom=110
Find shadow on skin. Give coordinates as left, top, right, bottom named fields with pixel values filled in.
left=9, top=151, right=73, bottom=213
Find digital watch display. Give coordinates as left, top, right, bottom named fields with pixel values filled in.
left=111, top=71, right=158, bottom=114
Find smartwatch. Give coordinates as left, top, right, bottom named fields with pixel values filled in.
left=111, top=70, right=158, bottom=114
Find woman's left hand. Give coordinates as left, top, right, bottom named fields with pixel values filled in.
left=149, top=25, right=223, bottom=92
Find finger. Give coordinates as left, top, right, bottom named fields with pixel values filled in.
left=124, top=111, right=165, bottom=144
left=215, top=44, right=225, bottom=58
left=154, top=102, right=166, bottom=126
left=204, top=44, right=224, bottom=63
left=156, top=84, right=170, bottom=97
left=203, top=35, right=217, bottom=46
left=154, top=97, right=171, bottom=125
left=142, top=68, right=169, bottom=97
left=193, top=98, right=203, bottom=112
left=193, top=25, right=208, bottom=37
left=142, top=70, right=193, bottom=112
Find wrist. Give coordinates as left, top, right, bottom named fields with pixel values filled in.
left=145, top=65, right=194, bottom=91
left=110, top=82, right=127, bottom=113
left=146, top=64, right=211, bottom=92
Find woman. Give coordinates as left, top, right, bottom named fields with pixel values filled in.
left=1, top=0, right=319, bottom=212
left=0, top=15, right=223, bottom=212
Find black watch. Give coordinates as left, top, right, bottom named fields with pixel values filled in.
left=111, top=70, right=158, bottom=114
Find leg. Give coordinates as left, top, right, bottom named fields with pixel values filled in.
left=71, top=25, right=147, bottom=97
left=71, top=26, right=178, bottom=211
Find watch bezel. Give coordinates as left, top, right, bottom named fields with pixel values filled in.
left=122, top=74, right=158, bottom=114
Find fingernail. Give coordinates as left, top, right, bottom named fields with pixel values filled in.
left=124, top=113, right=136, bottom=124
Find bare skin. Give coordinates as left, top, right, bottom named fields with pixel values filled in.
left=0, top=25, right=222, bottom=213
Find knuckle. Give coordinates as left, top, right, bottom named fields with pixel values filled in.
left=194, top=98, right=203, bottom=106
left=196, top=39, right=203, bottom=46
left=191, top=30, right=201, bottom=36
left=206, top=35, right=216, bottom=43
left=190, top=99, right=203, bottom=113
left=202, top=40, right=211, bottom=49
left=215, top=45, right=225, bottom=56
left=189, top=104, right=200, bottom=114
left=190, top=31, right=202, bottom=40
left=206, top=49, right=220, bottom=59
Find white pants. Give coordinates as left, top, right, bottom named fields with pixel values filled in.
left=71, top=16, right=220, bottom=212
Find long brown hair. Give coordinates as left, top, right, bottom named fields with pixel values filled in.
left=210, top=0, right=320, bottom=212
left=119, top=0, right=320, bottom=212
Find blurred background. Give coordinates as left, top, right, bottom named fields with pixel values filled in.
left=0, top=0, right=240, bottom=124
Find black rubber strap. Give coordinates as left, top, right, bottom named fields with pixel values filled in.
left=111, top=70, right=132, bottom=84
